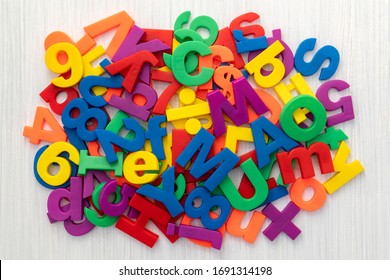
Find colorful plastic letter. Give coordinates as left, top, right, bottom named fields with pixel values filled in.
left=251, top=116, right=298, bottom=169
left=47, top=177, right=83, bottom=221
left=109, top=82, right=157, bottom=121
left=294, top=38, right=340, bottom=80
left=277, top=142, right=334, bottom=185
left=316, top=80, right=355, bottom=126
left=219, top=159, right=268, bottom=211
left=323, top=141, right=364, bottom=194
left=167, top=223, right=223, bottom=250
left=229, top=12, right=265, bottom=37
left=63, top=215, right=95, bottom=236
left=78, top=150, right=123, bottom=176
left=105, top=50, right=158, bottom=93
left=137, top=167, right=184, bottom=217
left=274, top=73, right=316, bottom=124
left=145, top=116, right=167, bottom=160
left=123, top=151, right=159, bottom=184
left=115, top=194, right=171, bottom=248
left=214, top=27, right=245, bottom=69
left=176, top=128, right=239, bottom=191
left=79, top=73, right=123, bottom=108
left=244, top=41, right=285, bottom=88
left=112, top=25, right=170, bottom=61
left=290, top=178, right=327, bottom=211
left=23, top=106, right=67, bottom=144
left=39, top=83, right=79, bottom=115
left=233, top=29, right=267, bottom=53
left=306, top=126, right=348, bottom=150
left=248, top=29, right=294, bottom=78
left=207, top=77, right=268, bottom=137
left=170, top=41, right=214, bottom=86
left=280, top=95, right=327, bottom=142
left=262, top=201, right=301, bottom=241
left=84, top=182, right=121, bottom=227
left=83, top=11, right=134, bottom=58
left=226, top=209, right=266, bottom=243
left=224, top=126, right=253, bottom=153
left=99, top=181, right=136, bottom=216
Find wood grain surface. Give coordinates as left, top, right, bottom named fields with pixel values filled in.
left=1, top=0, right=389, bottom=259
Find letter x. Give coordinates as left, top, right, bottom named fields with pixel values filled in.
left=262, top=201, right=301, bottom=241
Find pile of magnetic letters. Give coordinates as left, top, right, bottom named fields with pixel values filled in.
left=23, top=11, right=364, bottom=249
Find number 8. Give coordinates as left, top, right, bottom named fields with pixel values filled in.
left=184, top=186, right=231, bottom=230
left=62, top=98, right=108, bottom=141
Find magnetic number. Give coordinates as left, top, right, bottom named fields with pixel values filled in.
left=62, top=98, right=108, bottom=142
left=184, top=186, right=231, bottom=230
left=96, top=118, right=145, bottom=163
left=36, top=141, right=80, bottom=187
left=33, top=145, right=78, bottom=189
left=174, top=11, right=219, bottom=46
left=45, top=42, right=84, bottom=88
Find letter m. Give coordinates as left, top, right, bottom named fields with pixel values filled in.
left=276, top=142, right=334, bottom=184
left=207, top=77, right=268, bottom=137
left=176, top=128, right=239, bottom=191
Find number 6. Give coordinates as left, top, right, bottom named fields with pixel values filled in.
left=36, top=142, right=80, bottom=186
